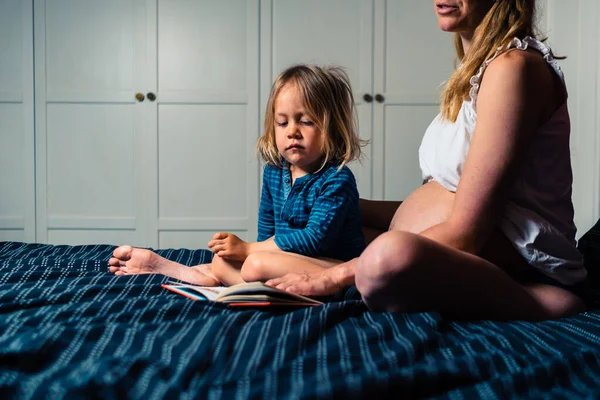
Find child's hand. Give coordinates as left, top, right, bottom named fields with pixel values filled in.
left=208, top=232, right=249, bottom=262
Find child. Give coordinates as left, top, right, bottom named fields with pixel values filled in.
left=108, top=64, right=366, bottom=286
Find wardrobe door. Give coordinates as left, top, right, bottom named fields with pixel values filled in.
left=0, top=0, right=35, bottom=242
left=34, top=0, right=153, bottom=245
left=153, top=0, right=260, bottom=248
left=372, top=0, right=455, bottom=200
left=260, top=0, right=375, bottom=198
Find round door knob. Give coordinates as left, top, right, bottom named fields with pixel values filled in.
left=363, top=93, right=373, bottom=103
left=135, top=93, right=145, bottom=102
left=375, top=94, right=385, bottom=103
left=147, top=92, right=156, bottom=101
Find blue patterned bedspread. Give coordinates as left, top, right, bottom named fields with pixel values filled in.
left=1, top=241, right=599, bottom=399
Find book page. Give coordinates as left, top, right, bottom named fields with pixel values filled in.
left=217, top=282, right=322, bottom=304
left=165, top=283, right=228, bottom=301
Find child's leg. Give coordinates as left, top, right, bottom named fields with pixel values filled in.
left=211, top=254, right=245, bottom=286
left=108, top=245, right=219, bottom=286
left=240, top=251, right=341, bottom=283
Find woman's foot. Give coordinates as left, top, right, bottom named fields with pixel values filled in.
left=108, top=245, right=220, bottom=286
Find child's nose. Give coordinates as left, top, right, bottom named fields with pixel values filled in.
left=287, top=123, right=301, bottom=138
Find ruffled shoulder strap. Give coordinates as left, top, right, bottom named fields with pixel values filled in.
left=468, top=36, right=565, bottom=110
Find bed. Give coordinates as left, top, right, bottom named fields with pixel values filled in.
left=1, top=220, right=599, bottom=399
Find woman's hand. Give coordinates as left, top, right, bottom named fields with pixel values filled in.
left=266, top=261, right=356, bottom=297
left=208, top=232, right=249, bottom=262
left=265, top=270, right=341, bottom=296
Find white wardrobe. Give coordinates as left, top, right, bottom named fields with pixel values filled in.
left=1, top=0, right=599, bottom=248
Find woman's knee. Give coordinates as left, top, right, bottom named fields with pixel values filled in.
left=355, top=231, right=425, bottom=308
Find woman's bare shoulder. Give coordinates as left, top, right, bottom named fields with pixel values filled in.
left=485, top=48, right=559, bottom=91
left=486, top=48, right=551, bottom=80
left=483, top=48, right=565, bottom=117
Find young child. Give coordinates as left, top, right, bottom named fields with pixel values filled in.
left=108, top=64, right=366, bottom=286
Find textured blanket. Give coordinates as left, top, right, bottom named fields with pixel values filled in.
left=1, top=241, right=599, bottom=399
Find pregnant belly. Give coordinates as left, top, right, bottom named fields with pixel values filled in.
left=388, top=181, right=529, bottom=272
left=390, top=181, right=455, bottom=234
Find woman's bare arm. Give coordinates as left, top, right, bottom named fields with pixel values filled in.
left=420, top=50, right=557, bottom=253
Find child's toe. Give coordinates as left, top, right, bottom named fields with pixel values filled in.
left=107, top=257, right=121, bottom=266
left=113, top=245, right=133, bottom=260
left=108, top=266, right=120, bottom=274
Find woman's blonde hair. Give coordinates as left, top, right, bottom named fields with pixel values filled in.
left=441, top=0, right=542, bottom=121
left=257, top=64, right=366, bottom=170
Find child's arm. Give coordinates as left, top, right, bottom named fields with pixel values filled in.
left=274, top=168, right=359, bottom=257
left=257, top=166, right=275, bottom=241
left=208, top=166, right=279, bottom=261
left=208, top=233, right=282, bottom=261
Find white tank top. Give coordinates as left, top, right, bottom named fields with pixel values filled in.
left=419, top=36, right=586, bottom=285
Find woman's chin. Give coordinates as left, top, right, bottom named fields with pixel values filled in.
left=436, top=15, right=464, bottom=32
left=437, top=22, right=460, bottom=33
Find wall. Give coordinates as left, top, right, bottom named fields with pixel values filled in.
left=543, top=0, right=600, bottom=237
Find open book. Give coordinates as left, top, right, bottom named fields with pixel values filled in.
left=161, top=281, right=323, bottom=307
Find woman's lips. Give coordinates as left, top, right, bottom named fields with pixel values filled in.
left=436, top=4, right=459, bottom=15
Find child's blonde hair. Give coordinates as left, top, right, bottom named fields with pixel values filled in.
left=441, top=0, right=546, bottom=122
left=257, top=64, right=365, bottom=170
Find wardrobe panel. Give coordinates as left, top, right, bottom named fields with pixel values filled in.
left=158, top=104, right=248, bottom=219
left=271, top=0, right=364, bottom=85
left=48, top=229, right=140, bottom=246
left=383, top=106, right=439, bottom=201
left=0, top=104, right=26, bottom=218
left=36, top=0, right=151, bottom=245
left=0, top=0, right=34, bottom=242
left=155, top=0, right=260, bottom=243
left=45, top=103, right=136, bottom=217
left=0, top=0, right=23, bottom=93
left=159, top=230, right=249, bottom=250
left=45, top=0, right=136, bottom=93
left=158, top=0, right=248, bottom=94
left=383, top=0, right=455, bottom=102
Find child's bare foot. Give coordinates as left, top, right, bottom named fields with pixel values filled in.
left=108, top=245, right=220, bottom=286
left=108, top=246, right=159, bottom=275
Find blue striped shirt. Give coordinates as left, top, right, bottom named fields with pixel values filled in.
left=257, top=163, right=366, bottom=261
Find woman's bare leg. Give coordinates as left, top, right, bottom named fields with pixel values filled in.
left=108, top=245, right=219, bottom=286
left=240, top=251, right=341, bottom=283
left=355, top=231, right=586, bottom=321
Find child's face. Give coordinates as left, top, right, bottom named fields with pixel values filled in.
left=274, top=83, right=324, bottom=176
